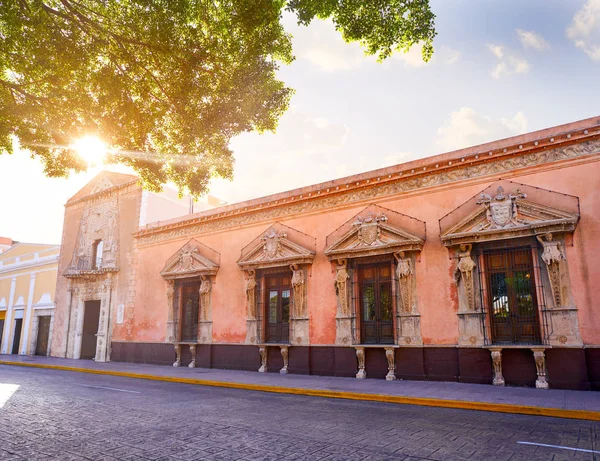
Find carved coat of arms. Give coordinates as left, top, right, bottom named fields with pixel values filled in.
left=262, top=229, right=286, bottom=258
left=353, top=213, right=388, bottom=246
left=477, top=187, right=526, bottom=230
left=179, top=248, right=197, bottom=271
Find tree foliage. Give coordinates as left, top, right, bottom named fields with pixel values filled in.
left=0, top=0, right=435, bottom=196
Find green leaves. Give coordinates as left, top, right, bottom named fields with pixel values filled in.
left=0, top=0, right=435, bottom=197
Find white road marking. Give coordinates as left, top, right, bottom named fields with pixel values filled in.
left=75, top=384, right=141, bottom=394
left=517, top=441, right=600, bottom=454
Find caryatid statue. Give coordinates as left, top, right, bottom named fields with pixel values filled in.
left=291, top=264, right=305, bottom=318
left=394, top=251, right=413, bottom=313
left=334, top=259, right=350, bottom=316
left=199, top=276, right=212, bottom=321
left=454, top=243, right=477, bottom=311
left=537, top=232, right=563, bottom=307
left=246, top=270, right=257, bottom=319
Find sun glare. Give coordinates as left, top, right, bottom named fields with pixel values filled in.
left=72, top=136, right=107, bottom=166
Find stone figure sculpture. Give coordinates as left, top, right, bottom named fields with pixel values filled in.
left=335, top=259, right=350, bottom=316
left=537, top=232, right=563, bottom=307
left=394, top=251, right=413, bottom=313
left=199, top=276, right=212, bottom=321
left=291, top=264, right=305, bottom=318
left=454, top=243, right=477, bottom=311
left=246, top=270, right=257, bottom=319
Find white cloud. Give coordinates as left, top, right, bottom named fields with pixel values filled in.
left=380, top=152, right=413, bottom=168
left=566, top=0, right=600, bottom=61
left=487, top=44, right=529, bottom=79
left=393, top=43, right=460, bottom=68
left=436, top=107, right=528, bottom=151
left=516, top=29, right=550, bottom=50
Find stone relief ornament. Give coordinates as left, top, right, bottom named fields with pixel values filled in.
left=537, top=232, right=564, bottom=307
left=262, top=229, right=286, bottom=258
left=454, top=244, right=477, bottom=312
left=291, top=264, right=305, bottom=318
left=179, top=247, right=198, bottom=272
left=394, top=251, right=413, bottom=313
left=490, top=349, right=505, bottom=386
left=334, top=259, right=350, bottom=316
left=246, top=270, right=257, bottom=320
left=199, top=276, right=212, bottom=321
left=353, top=213, right=388, bottom=246
left=476, top=186, right=527, bottom=230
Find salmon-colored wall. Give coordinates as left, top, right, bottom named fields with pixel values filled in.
left=130, top=158, right=600, bottom=346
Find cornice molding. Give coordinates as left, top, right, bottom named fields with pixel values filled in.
left=0, top=254, right=59, bottom=275
left=66, top=180, right=139, bottom=209
left=135, top=135, right=600, bottom=246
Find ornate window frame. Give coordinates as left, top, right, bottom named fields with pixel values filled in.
left=160, top=239, right=220, bottom=350
left=324, top=204, right=426, bottom=347
left=440, top=180, right=582, bottom=348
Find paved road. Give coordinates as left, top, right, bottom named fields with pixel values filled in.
left=0, top=365, right=598, bottom=461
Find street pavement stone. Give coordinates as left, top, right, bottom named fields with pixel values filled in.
left=0, top=364, right=599, bottom=460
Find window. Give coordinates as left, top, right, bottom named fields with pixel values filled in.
left=264, top=273, right=290, bottom=343
left=179, top=280, right=200, bottom=342
left=92, top=240, right=104, bottom=270
left=484, top=247, right=541, bottom=345
left=359, top=263, right=394, bottom=344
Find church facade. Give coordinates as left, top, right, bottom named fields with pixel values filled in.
left=51, top=116, right=600, bottom=390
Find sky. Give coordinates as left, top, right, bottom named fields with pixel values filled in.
left=1, top=0, right=599, bottom=244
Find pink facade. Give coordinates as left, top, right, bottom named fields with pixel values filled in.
left=52, top=117, right=600, bottom=390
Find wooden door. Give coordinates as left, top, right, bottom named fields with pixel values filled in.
left=35, top=316, right=51, bottom=356
left=359, top=263, right=394, bottom=344
left=11, top=319, right=23, bottom=354
left=81, top=300, right=101, bottom=359
left=179, top=280, right=200, bottom=342
left=265, top=273, right=290, bottom=343
left=485, top=247, right=541, bottom=345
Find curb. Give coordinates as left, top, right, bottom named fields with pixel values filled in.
left=2, top=360, right=599, bottom=422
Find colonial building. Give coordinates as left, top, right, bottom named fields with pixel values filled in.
left=0, top=241, right=59, bottom=356
left=51, top=116, right=600, bottom=390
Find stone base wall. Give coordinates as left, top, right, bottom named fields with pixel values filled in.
left=110, top=341, right=599, bottom=391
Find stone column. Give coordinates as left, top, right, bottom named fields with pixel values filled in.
left=355, top=346, right=366, bottom=379
left=189, top=344, right=196, bottom=368
left=455, top=245, right=484, bottom=346
left=490, top=348, right=505, bottom=386
left=258, top=346, right=267, bottom=373
left=245, top=270, right=260, bottom=344
left=531, top=348, right=549, bottom=389
left=165, top=280, right=176, bottom=343
left=290, top=265, right=309, bottom=346
left=21, top=274, right=36, bottom=355
left=198, top=275, right=213, bottom=344
left=173, top=344, right=181, bottom=367
left=280, top=345, right=289, bottom=374
left=384, top=347, right=396, bottom=381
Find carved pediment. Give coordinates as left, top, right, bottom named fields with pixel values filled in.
left=161, top=239, right=220, bottom=279
left=325, top=207, right=424, bottom=260
left=237, top=224, right=315, bottom=270
left=441, top=182, right=580, bottom=246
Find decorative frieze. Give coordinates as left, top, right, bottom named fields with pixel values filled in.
left=136, top=139, right=600, bottom=246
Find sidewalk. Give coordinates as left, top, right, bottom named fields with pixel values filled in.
left=1, top=354, right=599, bottom=421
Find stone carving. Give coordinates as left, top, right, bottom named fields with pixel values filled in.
left=532, top=348, right=549, bottom=389
left=291, top=264, right=305, bottom=318
left=262, top=229, right=286, bottom=258
left=537, top=233, right=564, bottom=307
left=258, top=346, right=267, bottom=373
left=166, top=280, right=176, bottom=342
left=189, top=344, right=196, bottom=368
left=161, top=240, right=220, bottom=280
left=355, top=347, right=366, bottom=379
left=334, top=259, right=350, bottom=316
left=137, top=139, right=600, bottom=246
left=490, top=348, right=505, bottom=386
left=280, top=346, right=289, bottom=374
left=199, top=276, right=211, bottom=321
left=353, top=213, right=387, bottom=246
left=454, top=244, right=477, bottom=312
left=173, top=344, right=181, bottom=367
left=385, top=348, right=396, bottom=381
left=246, top=270, right=257, bottom=320
left=179, top=247, right=198, bottom=272
left=476, top=186, right=527, bottom=230
left=394, top=251, right=413, bottom=313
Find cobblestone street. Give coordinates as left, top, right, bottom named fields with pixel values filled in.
left=0, top=365, right=598, bottom=460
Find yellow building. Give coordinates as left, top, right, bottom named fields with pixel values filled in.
left=0, top=241, right=59, bottom=356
